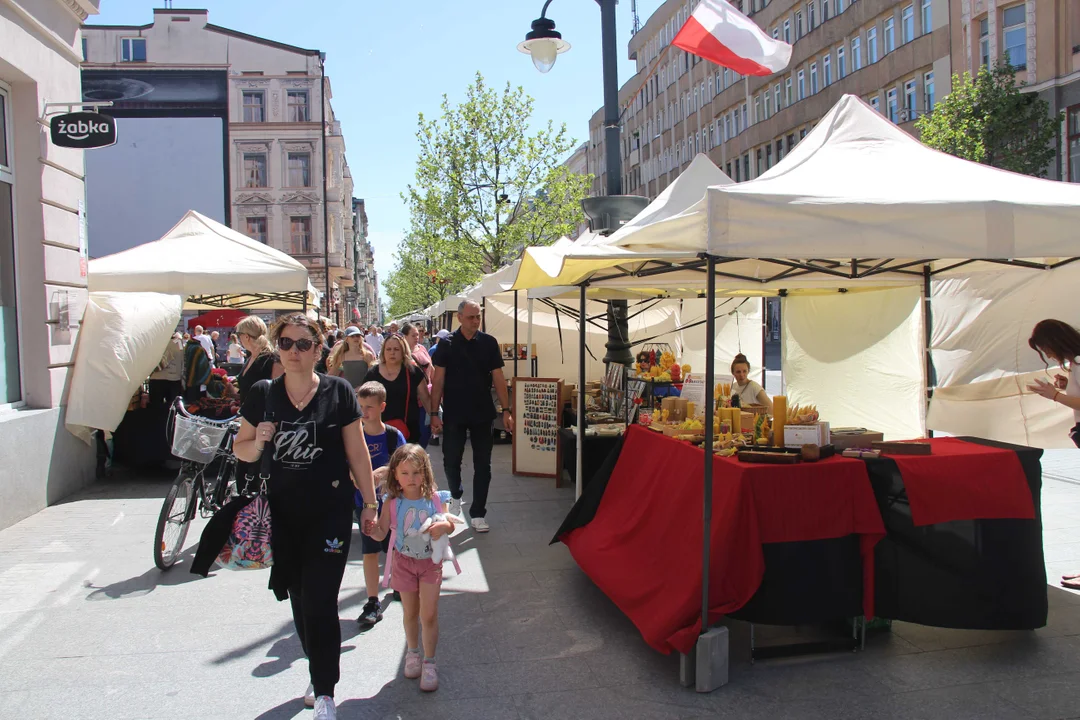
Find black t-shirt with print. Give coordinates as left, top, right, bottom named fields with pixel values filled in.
left=240, top=374, right=362, bottom=501
left=364, top=364, right=425, bottom=442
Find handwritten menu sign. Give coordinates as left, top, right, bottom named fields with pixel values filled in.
left=512, top=377, right=563, bottom=479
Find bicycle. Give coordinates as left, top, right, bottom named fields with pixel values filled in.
left=152, top=397, right=241, bottom=571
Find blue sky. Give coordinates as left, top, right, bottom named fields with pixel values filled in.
left=88, top=0, right=658, bottom=302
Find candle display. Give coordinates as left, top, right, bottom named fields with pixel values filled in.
left=772, top=395, right=787, bottom=447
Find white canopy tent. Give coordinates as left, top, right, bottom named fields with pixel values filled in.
left=89, top=210, right=318, bottom=310
left=510, top=93, right=1080, bottom=672
left=69, top=210, right=314, bottom=439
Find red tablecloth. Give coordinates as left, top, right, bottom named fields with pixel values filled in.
left=886, top=438, right=1035, bottom=526
left=562, top=425, right=884, bottom=655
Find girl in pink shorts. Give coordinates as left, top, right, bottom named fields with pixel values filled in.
left=365, top=444, right=454, bottom=692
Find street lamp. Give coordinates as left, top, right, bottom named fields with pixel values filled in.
left=517, top=1, right=571, bottom=73
left=517, top=0, right=642, bottom=367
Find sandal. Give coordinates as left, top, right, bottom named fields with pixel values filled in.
left=1062, top=577, right=1080, bottom=590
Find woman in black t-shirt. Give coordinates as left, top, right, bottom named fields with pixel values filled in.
left=234, top=313, right=377, bottom=716
left=364, top=333, right=431, bottom=442
left=234, top=316, right=283, bottom=403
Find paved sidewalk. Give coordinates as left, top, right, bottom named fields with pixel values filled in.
left=5, top=445, right=1080, bottom=719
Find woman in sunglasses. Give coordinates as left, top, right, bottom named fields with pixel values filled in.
left=233, top=313, right=378, bottom=719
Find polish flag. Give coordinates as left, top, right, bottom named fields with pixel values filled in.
left=672, top=0, right=792, bottom=77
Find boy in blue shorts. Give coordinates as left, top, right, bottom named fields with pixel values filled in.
left=355, top=381, right=407, bottom=627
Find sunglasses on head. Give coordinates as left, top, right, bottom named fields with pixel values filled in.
left=277, top=336, right=316, bottom=352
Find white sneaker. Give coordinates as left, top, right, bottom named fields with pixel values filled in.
left=303, top=683, right=315, bottom=708
left=448, top=497, right=463, bottom=518
left=314, top=695, right=336, bottom=720
left=471, top=517, right=490, bottom=533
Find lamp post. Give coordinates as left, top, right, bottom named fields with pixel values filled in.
left=518, top=0, right=642, bottom=367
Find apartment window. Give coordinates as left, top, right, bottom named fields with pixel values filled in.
left=979, top=18, right=989, bottom=67
left=743, top=154, right=750, bottom=181
left=776, top=139, right=784, bottom=162
left=1069, top=106, right=1080, bottom=182
left=243, top=153, right=267, bottom=187
left=724, top=115, right=730, bottom=142
left=82, top=37, right=88, bottom=61
left=742, top=103, right=748, bottom=130
left=852, top=37, right=862, bottom=70
left=810, top=63, right=819, bottom=94
left=724, top=68, right=730, bottom=88
left=766, top=144, right=773, bottom=169
left=0, top=88, right=17, bottom=404
left=795, top=11, right=804, bottom=38
left=868, top=27, right=879, bottom=63
left=757, top=149, right=765, bottom=176
left=783, top=19, right=791, bottom=43
left=797, top=69, right=806, bottom=100
left=924, top=71, right=936, bottom=111
left=808, top=1, right=816, bottom=29
left=1002, top=5, right=1026, bottom=69
left=757, top=95, right=764, bottom=121
left=824, top=54, right=832, bottom=85
left=902, top=5, right=915, bottom=42
left=785, top=77, right=793, bottom=105
left=246, top=216, right=267, bottom=244
left=921, top=0, right=932, bottom=34
left=823, top=0, right=831, bottom=22
left=774, top=84, right=781, bottom=113
left=121, top=37, right=146, bottom=62
left=287, top=90, right=309, bottom=122
left=242, top=91, right=265, bottom=122
left=836, top=0, right=845, bottom=14
left=885, top=18, right=895, bottom=53
left=870, top=95, right=881, bottom=112
left=290, top=216, right=312, bottom=254
left=838, top=46, right=847, bottom=77
left=288, top=152, right=311, bottom=187
left=904, top=79, right=917, bottom=117
left=773, top=28, right=780, bottom=39
left=887, top=89, right=898, bottom=122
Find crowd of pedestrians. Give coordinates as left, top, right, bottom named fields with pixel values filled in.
left=158, top=305, right=508, bottom=718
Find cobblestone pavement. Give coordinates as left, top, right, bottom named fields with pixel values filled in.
left=4, top=444, right=1080, bottom=719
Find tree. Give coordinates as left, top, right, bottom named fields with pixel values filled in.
left=916, top=62, right=1063, bottom=177
left=408, top=72, right=591, bottom=273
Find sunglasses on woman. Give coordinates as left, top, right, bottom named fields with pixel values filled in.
left=277, top=336, right=316, bottom=352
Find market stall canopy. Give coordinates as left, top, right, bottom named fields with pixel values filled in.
left=186, top=308, right=248, bottom=330
left=88, top=210, right=311, bottom=307
left=513, top=95, right=1080, bottom=292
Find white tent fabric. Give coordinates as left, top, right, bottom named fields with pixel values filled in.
left=89, top=210, right=309, bottom=298
left=783, top=288, right=926, bottom=441
left=927, top=266, right=1080, bottom=447
left=66, top=292, right=183, bottom=441
left=706, top=95, right=1080, bottom=260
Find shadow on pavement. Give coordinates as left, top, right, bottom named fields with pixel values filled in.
left=83, top=546, right=203, bottom=600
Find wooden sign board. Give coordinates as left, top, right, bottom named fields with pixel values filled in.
left=512, top=377, right=562, bottom=480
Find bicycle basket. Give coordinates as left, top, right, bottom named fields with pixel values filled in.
left=171, top=415, right=229, bottom=464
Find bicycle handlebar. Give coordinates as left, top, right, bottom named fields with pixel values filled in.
left=172, top=397, right=240, bottom=425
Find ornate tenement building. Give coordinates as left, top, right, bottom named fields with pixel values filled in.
left=81, top=8, right=357, bottom=321
left=589, top=0, right=1080, bottom=196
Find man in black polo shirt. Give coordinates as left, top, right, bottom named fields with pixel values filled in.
left=430, top=300, right=514, bottom=533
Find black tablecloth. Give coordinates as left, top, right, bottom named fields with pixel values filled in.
left=867, top=436, right=1047, bottom=629
left=559, top=429, right=622, bottom=490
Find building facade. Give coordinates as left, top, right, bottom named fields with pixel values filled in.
left=0, top=0, right=101, bottom=530
left=591, top=0, right=1079, bottom=198
left=350, top=197, right=380, bottom=326
left=81, top=8, right=356, bottom=323
left=562, top=141, right=593, bottom=239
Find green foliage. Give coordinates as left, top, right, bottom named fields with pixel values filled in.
left=384, top=72, right=591, bottom=315
left=916, top=62, right=1063, bottom=177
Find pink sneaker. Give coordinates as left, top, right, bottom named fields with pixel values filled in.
left=420, top=660, right=439, bottom=692
left=404, top=651, right=422, bottom=679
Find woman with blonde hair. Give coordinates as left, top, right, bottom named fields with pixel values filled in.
left=364, top=333, right=432, bottom=442
left=235, top=315, right=283, bottom=403
left=327, top=326, right=377, bottom=388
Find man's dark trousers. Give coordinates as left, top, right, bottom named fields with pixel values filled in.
left=442, top=420, right=494, bottom=519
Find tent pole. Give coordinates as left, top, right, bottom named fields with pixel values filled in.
left=527, top=297, right=535, bottom=377
left=923, top=264, right=936, bottom=438
left=577, top=284, right=587, bottom=500
left=514, top=290, right=520, bottom=380
left=482, top=297, right=486, bottom=333
left=702, top=256, right=717, bottom=637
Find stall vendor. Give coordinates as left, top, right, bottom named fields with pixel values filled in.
left=730, top=353, right=772, bottom=412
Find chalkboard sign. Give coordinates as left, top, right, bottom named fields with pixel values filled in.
left=512, top=377, right=563, bottom=479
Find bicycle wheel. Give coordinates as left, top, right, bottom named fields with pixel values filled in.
left=153, top=470, right=196, bottom=570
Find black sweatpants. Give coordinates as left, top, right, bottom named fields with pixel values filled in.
left=276, top=499, right=354, bottom=698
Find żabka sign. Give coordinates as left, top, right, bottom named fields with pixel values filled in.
left=49, top=112, right=117, bottom=149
